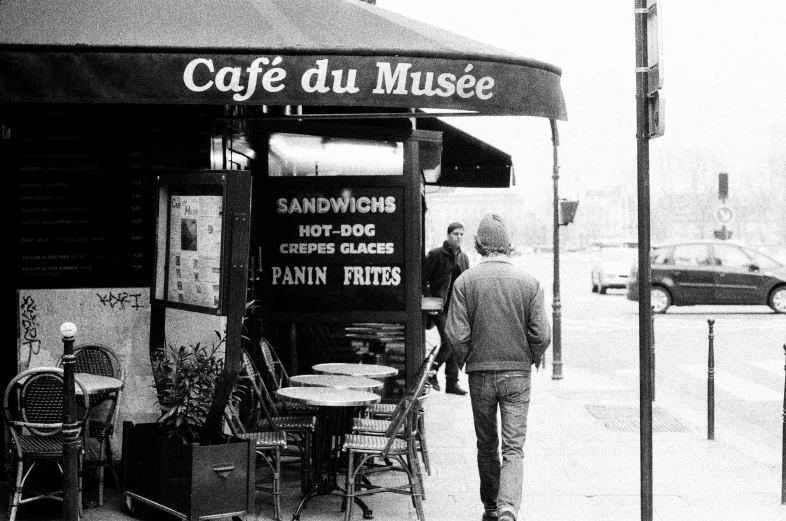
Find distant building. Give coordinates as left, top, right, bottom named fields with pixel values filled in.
left=424, top=187, right=546, bottom=253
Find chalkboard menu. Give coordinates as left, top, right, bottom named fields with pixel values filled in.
left=12, top=105, right=212, bottom=289
left=263, top=184, right=406, bottom=313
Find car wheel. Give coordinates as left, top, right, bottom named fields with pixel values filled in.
left=769, top=286, right=786, bottom=314
left=599, top=285, right=607, bottom=295
left=592, top=280, right=598, bottom=293
left=651, top=286, right=671, bottom=313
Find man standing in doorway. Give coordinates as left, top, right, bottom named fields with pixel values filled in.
left=422, top=221, right=470, bottom=395
left=446, top=213, right=551, bottom=521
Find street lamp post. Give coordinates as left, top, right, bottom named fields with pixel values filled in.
left=550, top=119, right=563, bottom=380
left=60, top=322, right=80, bottom=521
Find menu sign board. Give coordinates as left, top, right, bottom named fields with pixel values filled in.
left=166, top=193, right=223, bottom=308
left=14, top=106, right=153, bottom=289
left=264, top=185, right=405, bottom=313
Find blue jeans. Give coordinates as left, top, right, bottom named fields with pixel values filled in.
left=468, top=371, right=531, bottom=519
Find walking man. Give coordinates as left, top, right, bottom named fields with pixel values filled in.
left=445, top=213, right=551, bottom=521
left=422, top=221, right=470, bottom=395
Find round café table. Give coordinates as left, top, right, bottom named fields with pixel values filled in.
left=311, top=363, right=398, bottom=379
left=290, top=374, right=383, bottom=392
left=17, top=372, right=123, bottom=396
left=276, top=387, right=380, bottom=520
left=74, top=373, right=124, bottom=395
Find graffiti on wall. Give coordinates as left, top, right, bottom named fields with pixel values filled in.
left=96, top=291, right=144, bottom=310
left=19, top=294, right=41, bottom=369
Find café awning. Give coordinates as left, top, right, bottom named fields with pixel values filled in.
left=0, top=0, right=566, bottom=120
left=418, top=118, right=513, bottom=188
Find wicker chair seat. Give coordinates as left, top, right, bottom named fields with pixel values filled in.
left=260, top=416, right=316, bottom=431
left=237, top=430, right=288, bottom=447
left=364, top=403, right=396, bottom=417
left=352, top=417, right=403, bottom=434
left=343, top=434, right=407, bottom=454
left=282, top=401, right=320, bottom=414
left=16, top=433, right=73, bottom=456
left=365, top=402, right=425, bottom=419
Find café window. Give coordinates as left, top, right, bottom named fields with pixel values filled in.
left=268, top=133, right=404, bottom=177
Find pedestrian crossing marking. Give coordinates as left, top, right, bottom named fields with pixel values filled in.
left=680, top=364, right=781, bottom=401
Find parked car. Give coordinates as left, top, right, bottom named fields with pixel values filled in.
left=626, top=240, right=786, bottom=313
left=591, top=239, right=638, bottom=294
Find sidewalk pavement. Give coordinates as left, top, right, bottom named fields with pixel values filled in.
left=3, top=365, right=785, bottom=521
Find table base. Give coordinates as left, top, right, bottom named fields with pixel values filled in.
left=292, top=483, right=373, bottom=521
left=293, top=407, right=374, bottom=520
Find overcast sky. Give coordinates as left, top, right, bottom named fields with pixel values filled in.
left=375, top=1, right=786, bottom=201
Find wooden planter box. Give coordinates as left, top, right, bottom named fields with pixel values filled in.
left=122, top=421, right=254, bottom=520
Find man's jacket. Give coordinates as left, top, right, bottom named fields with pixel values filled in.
left=445, top=256, right=551, bottom=373
left=422, top=241, right=469, bottom=312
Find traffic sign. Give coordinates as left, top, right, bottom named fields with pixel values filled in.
left=714, top=204, right=734, bottom=224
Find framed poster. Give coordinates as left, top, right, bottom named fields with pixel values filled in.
left=152, top=172, right=234, bottom=314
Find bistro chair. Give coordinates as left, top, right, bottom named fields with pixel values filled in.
left=3, top=368, right=90, bottom=521
left=255, top=338, right=319, bottom=417
left=341, top=345, right=437, bottom=521
left=362, top=344, right=440, bottom=475
left=223, top=402, right=287, bottom=521
left=241, top=348, right=316, bottom=494
left=59, top=343, right=123, bottom=506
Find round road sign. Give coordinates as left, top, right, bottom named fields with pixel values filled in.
left=714, top=204, right=735, bottom=224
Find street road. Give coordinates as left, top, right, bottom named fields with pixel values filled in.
left=511, top=250, right=786, bottom=464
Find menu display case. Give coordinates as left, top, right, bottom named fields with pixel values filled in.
left=152, top=171, right=250, bottom=315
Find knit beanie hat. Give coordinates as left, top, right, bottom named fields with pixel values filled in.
left=475, top=213, right=510, bottom=254
left=447, top=222, right=464, bottom=234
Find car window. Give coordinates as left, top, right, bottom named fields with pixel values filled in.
left=712, top=244, right=753, bottom=268
left=670, top=243, right=711, bottom=267
left=651, top=246, right=674, bottom=264
left=745, top=249, right=783, bottom=270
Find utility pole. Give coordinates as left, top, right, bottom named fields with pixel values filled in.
left=635, top=0, right=664, bottom=519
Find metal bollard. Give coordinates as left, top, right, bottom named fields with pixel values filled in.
left=707, top=319, right=715, bottom=441
left=782, top=344, right=786, bottom=504
left=60, top=322, right=80, bottom=521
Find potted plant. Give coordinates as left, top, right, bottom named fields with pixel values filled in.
left=122, top=333, right=254, bottom=520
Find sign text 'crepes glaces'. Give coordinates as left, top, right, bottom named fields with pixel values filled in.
left=183, top=57, right=496, bottom=102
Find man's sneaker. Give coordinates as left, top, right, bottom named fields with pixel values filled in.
left=497, top=511, right=516, bottom=521
left=428, top=375, right=440, bottom=392
left=445, top=383, right=467, bottom=395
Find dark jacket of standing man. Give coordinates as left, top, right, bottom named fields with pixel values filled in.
left=422, top=222, right=470, bottom=394
left=445, top=213, right=551, bottom=521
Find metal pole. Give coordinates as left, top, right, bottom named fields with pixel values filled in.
left=782, top=344, right=786, bottom=504
left=707, top=319, right=715, bottom=441
left=60, top=322, right=80, bottom=521
left=651, top=306, right=655, bottom=402
left=781, top=344, right=786, bottom=505
left=550, top=119, right=563, bottom=380
left=635, top=1, right=653, bottom=519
